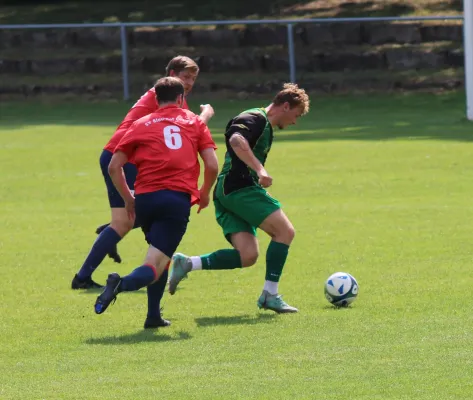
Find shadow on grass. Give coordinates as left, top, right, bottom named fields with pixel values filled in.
left=273, top=123, right=473, bottom=143
left=322, top=305, right=356, bottom=310
left=2, top=92, right=472, bottom=142
left=209, top=125, right=473, bottom=143
left=85, top=330, right=191, bottom=345
left=77, top=289, right=146, bottom=295
left=195, top=313, right=276, bottom=327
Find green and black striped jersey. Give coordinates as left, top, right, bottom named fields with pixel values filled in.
left=219, top=107, right=273, bottom=194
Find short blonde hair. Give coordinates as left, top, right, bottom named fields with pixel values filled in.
left=272, top=83, right=310, bottom=115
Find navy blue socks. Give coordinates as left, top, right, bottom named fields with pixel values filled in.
left=77, top=227, right=122, bottom=280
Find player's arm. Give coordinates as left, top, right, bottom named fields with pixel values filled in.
left=197, top=148, right=219, bottom=213
left=228, top=133, right=272, bottom=188
left=108, top=151, right=135, bottom=205
left=199, top=147, right=219, bottom=193
left=228, top=133, right=263, bottom=174
left=199, top=104, right=215, bottom=124
left=196, top=119, right=219, bottom=212
left=109, top=127, right=139, bottom=218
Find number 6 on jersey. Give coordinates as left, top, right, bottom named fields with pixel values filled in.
left=164, top=125, right=182, bottom=149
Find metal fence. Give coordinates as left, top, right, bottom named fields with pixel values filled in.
left=0, top=15, right=464, bottom=100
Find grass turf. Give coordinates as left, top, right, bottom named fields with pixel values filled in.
left=1, top=91, right=473, bottom=399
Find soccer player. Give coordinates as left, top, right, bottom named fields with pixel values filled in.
left=168, top=83, right=310, bottom=313
left=72, top=55, right=214, bottom=292
left=93, top=76, right=218, bottom=329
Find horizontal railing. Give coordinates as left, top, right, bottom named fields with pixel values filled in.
left=0, top=15, right=464, bottom=100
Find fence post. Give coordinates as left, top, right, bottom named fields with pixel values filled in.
left=120, top=24, right=130, bottom=101
left=286, top=23, right=296, bottom=83
left=464, top=0, right=473, bottom=120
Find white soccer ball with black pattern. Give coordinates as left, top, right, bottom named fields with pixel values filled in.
left=324, top=272, right=359, bottom=307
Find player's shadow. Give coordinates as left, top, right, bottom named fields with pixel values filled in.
left=85, top=330, right=191, bottom=345
left=77, top=289, right=146, bottom=295
left=195, top=313, right=276, bottom=327
left=322, top=305, right=354, bottom=310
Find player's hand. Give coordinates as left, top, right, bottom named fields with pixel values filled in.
left=125, top=197, right=135, bottom=220
left=200, top=104, right=215, bottom=123
left=257, top=169, right=273, bottom=188
left=197, top=190, right=210, bottom=214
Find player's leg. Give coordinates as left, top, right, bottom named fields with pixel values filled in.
left=170, top=230, right=259, bottom=294
left=257, top=209, right=298, bottom=313
left=95, top=223, right=119, bottom=263
left=168, top=199, right=256, bottom=295
left=94, top=159, right=139, bottom=264
left=216, top=186, right=297, bottom=313
left=138, top=191, right=190, bottom=327
left=146, top=262, right=171, bottom=328
left=95, top=190, right=191, bottom=326
left=95, top=223, right=110, bottom=235
left=72, top=151, right=134, bottom=289
left=94, top=245, right=169, bottom=315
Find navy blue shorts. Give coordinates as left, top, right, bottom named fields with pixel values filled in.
left=135, top=190, right=191, bottom=258
left=100, top=149, right=137, bottom=208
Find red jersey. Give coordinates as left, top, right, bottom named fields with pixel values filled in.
left=104, top=87, right=189, bottom=153
left=114, top=105, right=216, bottom=202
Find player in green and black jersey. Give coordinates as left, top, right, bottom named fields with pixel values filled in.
left=170, top=83, right=310, bottom=313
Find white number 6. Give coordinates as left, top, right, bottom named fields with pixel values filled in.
left=163, top=125, right=182, bottom=150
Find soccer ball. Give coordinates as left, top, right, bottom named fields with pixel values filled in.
left=324, top=272, right=359, bottom=307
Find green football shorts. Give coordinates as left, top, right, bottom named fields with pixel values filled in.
left=214, top=176, right=281, bottom=243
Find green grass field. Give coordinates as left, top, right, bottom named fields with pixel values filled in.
left=1, top=92, right=473, bottom=399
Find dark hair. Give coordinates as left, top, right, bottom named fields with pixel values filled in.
left=154, top=77, right=184, bottom=103
left=165, top=55, right=199, bottom=76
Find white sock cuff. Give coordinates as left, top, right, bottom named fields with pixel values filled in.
left=263, top=280, right=278, bottom=295
left=190, top=256, right=202, bottom=270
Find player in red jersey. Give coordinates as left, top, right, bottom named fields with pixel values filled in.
left=72, top=56, right=213, bottom=299
left=94, top=77, right=219, bottom=328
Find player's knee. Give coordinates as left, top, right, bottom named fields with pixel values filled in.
left=240, top=249, right=259, bottom=267
left=286, top=225, right=296, bottom=243
left=274, top=224, right=295, bottom=245
left=110, top=219, right=133, bottom=237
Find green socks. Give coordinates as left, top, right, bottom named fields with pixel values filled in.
left=199, top=242, right=289, bottom=280
left=201, top=249, right=242, bottom=270
left=265, top=241, right=289, bottom=282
